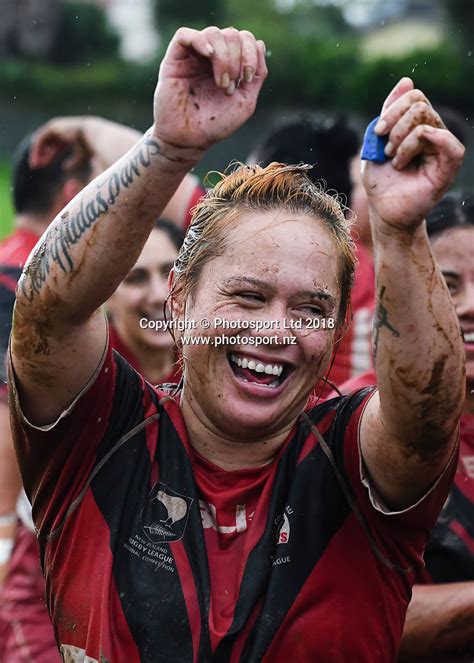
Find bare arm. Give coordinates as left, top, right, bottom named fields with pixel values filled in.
left=399, top=582, right=474, bottom=661
left=360, top=78, right=465, bottom=508
left=31, top=116, right=202, bottom=230
left=11, top=27, right=267, bottom=426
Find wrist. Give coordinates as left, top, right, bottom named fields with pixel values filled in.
left=149, top=126, right=206, bottom=169
left=369, top=209, right=427, bottom=248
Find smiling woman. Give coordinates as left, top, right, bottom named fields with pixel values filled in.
left=168, top=162, right=356, bottom=457
left=107, top=218, right=184, bottom=385
left=6, top=26, right=467, bottom=663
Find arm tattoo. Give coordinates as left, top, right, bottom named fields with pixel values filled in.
left=372, top=285, right=400, bottom=361
left=21, top=137, right=161, bottom=302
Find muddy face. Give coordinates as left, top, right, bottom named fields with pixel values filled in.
left=176, top=209, right=343, bottom=440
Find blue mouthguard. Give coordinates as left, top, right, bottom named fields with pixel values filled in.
left=361, top=116, right=389, bottom=163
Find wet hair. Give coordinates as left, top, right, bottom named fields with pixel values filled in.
left=426, top=191, right=474, bottom=239
left=153, top=218, right=184, bottom=252
left=171, top=162, right=357, bottom=327
left=12, top=133, right=91, bottom=215
left=248, top=116, right=360, bottom=206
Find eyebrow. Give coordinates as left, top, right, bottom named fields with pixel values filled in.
left=222, top=277, right=337, bottom=307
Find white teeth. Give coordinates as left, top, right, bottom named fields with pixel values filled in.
left=229, top=354, right=284, bottom=377
left=465, top=332, right=474, bottom=342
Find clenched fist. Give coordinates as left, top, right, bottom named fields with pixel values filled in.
left=362, top=77, right=465, bottom=233
left=152, top=27, right=267, bottom=154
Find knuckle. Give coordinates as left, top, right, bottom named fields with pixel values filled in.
left=203, top=26, right=221, bottom=37
left=412, top=100, right=430, bottom=113
left=410, top=89, right=427, bottom=105
left=174, top=27, right=189, bottom=39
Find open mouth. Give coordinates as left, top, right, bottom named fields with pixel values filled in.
left=463, top=331, right=474, bottom=344
left=228, top=352, right=293, bottom=389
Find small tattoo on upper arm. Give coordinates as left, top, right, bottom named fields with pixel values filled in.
left=372, top=285, right=400, bottom=361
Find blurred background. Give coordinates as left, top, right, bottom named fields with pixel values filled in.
left=0, top=0, right=473, bottom=238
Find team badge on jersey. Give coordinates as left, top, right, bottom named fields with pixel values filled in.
left=141, top=482, right=193, bottom=543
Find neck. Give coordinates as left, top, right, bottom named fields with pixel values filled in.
left=15, top=213, right=51, bottom=236
left=180, top=387, right=293, bottom=471
left=464, top=380, right=474, bottom=415
left=129, top=339, right=174, bottom=384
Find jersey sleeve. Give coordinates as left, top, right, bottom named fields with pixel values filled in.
left=332, top=388, right=458, bottom=575
left=8, top=334, right=157, bottom=539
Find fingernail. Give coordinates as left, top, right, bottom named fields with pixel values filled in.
left=374, top=119, right=387, bottom=135
left=225, top=80, right=236, bottom=96
left=221, top=72, right=230, bottom=88
left=206, top=43, right=214, bottom=56
left=423, top=125, right=434, bottom=133
left=258, top=40, right=266, bottom=54
left=243, top=66, right=254, bottom=84
left=392, top=156, right=399, bottom=168
left=384, top=141, right=394, bottom=157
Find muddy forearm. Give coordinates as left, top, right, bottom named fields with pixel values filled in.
left=371, top=217, right=464, bottom=450
left=17, top=132, right=201, bottom=326
left=400, top=582, right=474, bottom=659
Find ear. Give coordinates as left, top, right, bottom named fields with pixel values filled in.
left=167, top=269, right=184, bottom=318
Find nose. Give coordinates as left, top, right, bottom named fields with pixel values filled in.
left=456, top=279, right=474, bottom=320
left=250, top=302, right=296, bottom=347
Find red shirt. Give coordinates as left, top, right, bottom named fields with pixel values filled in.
left=321, top=242, right=375, bottom=397
left=417, top=412, right=474, bottom=583
left=9, top=341, right=455, bottom=662
left=0, top=229, right=39, bottom=399
left=336, top=371, right=474, bottom=584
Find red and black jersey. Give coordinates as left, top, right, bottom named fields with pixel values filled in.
left=417, top=412, right=474, bottom=584
left=336, top=372, right=474, bottom=585
left=0, top=229, right=39, bottom=398
left=10, top=340, right=454, bottom=663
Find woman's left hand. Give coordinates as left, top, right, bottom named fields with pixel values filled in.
left=362, top=77, right=465, bottom=233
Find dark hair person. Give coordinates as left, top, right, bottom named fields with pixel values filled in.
left=399, top=192, right=474, bottom=662
left=8, top=27, right=465, bottom=662
left=107, top=218, right=184, bottom=384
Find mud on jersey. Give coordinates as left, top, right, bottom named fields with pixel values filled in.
left=9, top=342, right=455, bottom=663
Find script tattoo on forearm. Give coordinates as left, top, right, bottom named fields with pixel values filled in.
left=372, top=285, right=400, bottom=361
left=21, top=137, right=161, bottom=301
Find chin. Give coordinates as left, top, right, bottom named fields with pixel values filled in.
left=140, top=331, right=174, bottom=350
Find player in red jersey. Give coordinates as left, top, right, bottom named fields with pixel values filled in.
left=0, top=131, right=95, bottom=661
left=398, top=192, right=474, bottom=661
left=332, top=192, right=474, bottom=660
left=0, top=125, right=185, bottom=661
left=8, top=25, right=466, bottom=662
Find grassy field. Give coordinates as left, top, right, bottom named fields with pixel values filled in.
left=0, top=162, right=14, bottom=239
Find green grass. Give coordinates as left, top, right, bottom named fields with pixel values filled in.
left=0, top=163, right=14, bottom=239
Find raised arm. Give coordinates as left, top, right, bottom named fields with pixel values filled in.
left=359, top=78, right=465, bottom=508
left=11, top=27, right=267, bottom=426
